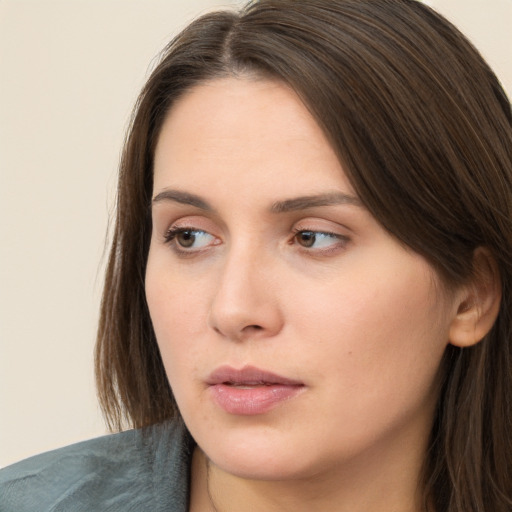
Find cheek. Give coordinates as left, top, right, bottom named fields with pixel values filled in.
left=287, top=256, right=450, bottom=404
left=145, top=256, right=210, bottom=380
left=146, top=242, right=213, bottom=330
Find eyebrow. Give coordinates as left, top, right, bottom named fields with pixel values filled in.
left=270, top=192, right=362, bottom=213
left=151, top=189, right=362, bottom=213
left=152, top=189, right=212, bottom=210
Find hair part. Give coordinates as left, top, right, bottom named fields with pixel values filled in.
left=95, top=1, right=512, bottom=510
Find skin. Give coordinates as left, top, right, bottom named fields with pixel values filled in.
left=145, top=77, right=463, bottom=512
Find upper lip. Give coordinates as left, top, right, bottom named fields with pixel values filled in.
left=206, top=365, right=304, bottom=386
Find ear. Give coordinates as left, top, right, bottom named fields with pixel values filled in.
left=449, top=247, right=502, bottom=348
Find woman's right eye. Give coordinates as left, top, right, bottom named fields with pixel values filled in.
left=164, top=227, right=217, bottom=253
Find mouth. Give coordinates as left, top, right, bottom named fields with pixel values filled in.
left=206, top=365, right=305, bottom=415
left=207, top=365, right=304, bottom=387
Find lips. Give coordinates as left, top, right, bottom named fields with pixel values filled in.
left=207, top=365, right=303, bottom=387
left=206, top=365, right=305, bottom=415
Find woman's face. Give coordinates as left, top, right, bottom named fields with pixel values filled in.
left=146, top=78, right=458, bottom=481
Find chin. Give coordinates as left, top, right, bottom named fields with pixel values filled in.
left=211, top=449, right=308, bottom=481
left=194, top=424, right=322, bottom=481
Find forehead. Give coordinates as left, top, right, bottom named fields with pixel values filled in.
left=152, top=77, right=354, bottom=199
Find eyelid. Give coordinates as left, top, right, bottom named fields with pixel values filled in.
left=153, top=206, right=224, bottom=234
left=159, top=214, right=219, bottom=238
left=292, top=217, right=351, bottom=236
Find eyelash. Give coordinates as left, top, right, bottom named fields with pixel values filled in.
left=163, top=226, right=349, bottom=256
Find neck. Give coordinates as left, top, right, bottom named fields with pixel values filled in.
left=189, top=437, right=427, bottom=512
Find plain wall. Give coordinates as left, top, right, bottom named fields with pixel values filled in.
left=1, top=0, right=511, bottom=468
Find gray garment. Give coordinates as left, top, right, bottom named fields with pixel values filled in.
left=0, top=420, right=193, bottom=512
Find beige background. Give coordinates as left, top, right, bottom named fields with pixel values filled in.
left=1, top=0, right=511, bottom=468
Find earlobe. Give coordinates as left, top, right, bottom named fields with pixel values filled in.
left=449, top=248, right=502, bottom=348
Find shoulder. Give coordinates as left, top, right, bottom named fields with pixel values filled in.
left=0, top=419, right=193, bottom=512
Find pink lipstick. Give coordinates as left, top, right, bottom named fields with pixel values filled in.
left=206, top=365, right=304, bottom=415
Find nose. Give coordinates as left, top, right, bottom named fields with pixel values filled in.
left=207, top=244, right=284, bottom=342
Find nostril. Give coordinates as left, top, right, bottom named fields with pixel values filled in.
left=245, top=325, right=263, bottom=331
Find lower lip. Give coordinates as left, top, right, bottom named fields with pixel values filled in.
left=208, top=384, right=304, bottom=415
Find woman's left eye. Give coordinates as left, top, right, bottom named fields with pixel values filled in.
left=293, top=230, right=348, bottom=251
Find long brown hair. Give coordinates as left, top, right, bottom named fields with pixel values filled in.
left=95, top=1, right=512, bottom=509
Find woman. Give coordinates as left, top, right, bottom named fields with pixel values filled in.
left=2, top=0, right=511, bottom=510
